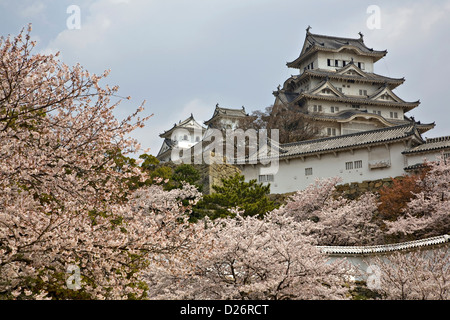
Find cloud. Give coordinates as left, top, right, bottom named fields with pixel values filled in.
left=19, top=1, right=46, bottom=18
left=28, top=0, right=450, bottom=152
left=180, top=98, right=214, bottom=125
left=377, top=1, right=450, bottom=42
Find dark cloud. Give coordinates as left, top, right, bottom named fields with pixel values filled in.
left=1, top=0, right=450, bottom=155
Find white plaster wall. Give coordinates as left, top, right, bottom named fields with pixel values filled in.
left=405, top=150, right=448, bottom=167
left=333, top=81, right=378, bottom=97
left=299, top=54, right=319, bottom=73
left=304, top=98, right=405, bottom=122
left=317, top=51, right=374, bottom=73
left=241, top=142, right=407, bottom=194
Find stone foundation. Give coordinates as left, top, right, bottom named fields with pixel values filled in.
left=194, top=163, right=241, bottom=194
left=334, top=176, right=403, bottom=199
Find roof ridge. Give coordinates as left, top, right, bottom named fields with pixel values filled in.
left=307, top=32, right=387, bottom=54
left=308, top=32, right=363, bottom=43
left=281, top=123, right=414, bottom=148
left=317, top=234, right=450, bottom=255
left=303, top=68, right=405, bottom=82
left=426, top=136, right=450, bottom=143
left=217, top=106, right=246, bottom=111
left=300, top=91, right=420, bottom=106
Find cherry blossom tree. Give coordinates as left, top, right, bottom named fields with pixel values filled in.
left=275, top=177, right=382, bottom=246
left=146, top=209, right=354, bottom=300
left=367, top=248, right=449, bottom=300
left=0, top=25, right=197, bottom=299
left=385, top=155, right=450, bottom=238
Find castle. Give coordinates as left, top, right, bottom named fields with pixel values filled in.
left=157, top=28, right=450, bottom=194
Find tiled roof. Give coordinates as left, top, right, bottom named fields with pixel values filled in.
left=240, top=124, right=421, bottom=163
left=297, top=68, right=404, bottom=87
left=302, top=109, right=409, bottom=126
left=307, top=32, right=386, bottom=54
left=156, top=138, right=175, bottom=158
left=204, top=105, right=248, bottom=125
left=403, top=136, right=450, bottom=154
left=415, top=122, right=436, bottom=133
left=317, top=235, right=449, bottom=256
left=159, top=114, right=205, bottom=138
left=296, top=92, right=420, bottom=111
left=287, top=31, right=387, bottom=68
left=273, top=91, right=299, bottom=104
left=404, top=163, right=429, bottom=172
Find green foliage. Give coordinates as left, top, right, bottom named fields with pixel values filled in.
left=139, top=154, right=159, bottom=171
left=138, top=154, right=203, bottom=191
left=150, top=166, right=174, bottom=182
left=172, top=164, right=203, bottom=192
left=191, top=173, right=278, bottom=221
left=105, top=148, right=143, bottom=193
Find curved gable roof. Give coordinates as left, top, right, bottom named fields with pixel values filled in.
left=287, top=30, right=387, bottom=69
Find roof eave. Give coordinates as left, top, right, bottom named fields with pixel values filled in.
left=287, top=46, right=387, bottom=69
left=242, top=125, right=416, bottom=163
left=296, top=94, right=420, bottom=109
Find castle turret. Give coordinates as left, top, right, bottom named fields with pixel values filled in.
left=156, top=114, right=205, bottom=162
left=273, top=28, right=434, bottom=138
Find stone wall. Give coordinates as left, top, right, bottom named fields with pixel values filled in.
left=334, top=176, right=404, bottom=199
left=194, top=163, right=241, bottom=194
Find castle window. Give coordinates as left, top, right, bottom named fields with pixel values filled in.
left=327, top=128, right=337, bottom=136
left=305, top=168, right=313, bottom=176
left=359, top=89, right=368, bottom=96
left=354, top=160, right=363, bottom=169
left=196, top=136, right=200, bottom=142
left=313, top=105, right=322, bottom=112
left=331, top=106, right=339, bottom=113
left=327, top=59, right=332, bottom=66
left=345, top=161, right=353, bottom=170
left=390, top=112, right=398, bottom=119
left=259, top=174, right=274, bottom=182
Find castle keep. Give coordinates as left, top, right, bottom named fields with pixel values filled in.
left=157, top=29, right=450, bottom=194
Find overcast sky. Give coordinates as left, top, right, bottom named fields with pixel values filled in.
left=1, top=0, right=450, bottom=156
